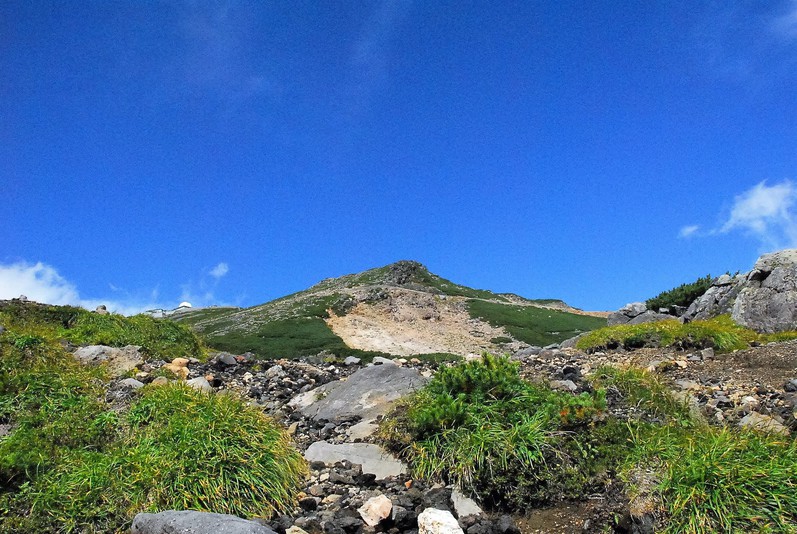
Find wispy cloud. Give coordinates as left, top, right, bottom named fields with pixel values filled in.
left=679, top=225, right=700, bottom=238
left=719, top=180, right=797, bottom=248
left=210, top=262, right=229, bottom=279
left=0, top=261, right=165, bottom=315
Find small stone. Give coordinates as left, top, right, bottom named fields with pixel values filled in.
left=287, top=422, right=299, bottom=435
left=118, top=378, right=145, bottom=390
left=186, top=376, right=214, bottom=393
left=739, top=412, right=790, bottom=435
left=372, top=356, right=396, bottom=366
left=785, top=379, right=797, bottom=393
left=344, top=356, right=362, bottom=366
left=418, top=508, right=464, bottom=534
left=298, top=496, right=319, bottom=511
left=151, top=376, right=169, bottom=386
left=451, top=489, right=482, bottom=518
left=358, top=494, right=392, bottom=526
left=322, top=494, right=342, bottom=504
left=218, top=353, right=238, bottom=366
left=701, top=348, right=715, bottom=360
left=549, top=380, right=578, bottom=392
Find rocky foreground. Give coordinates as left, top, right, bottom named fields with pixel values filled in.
left=86, top=336, right=797, bottom=534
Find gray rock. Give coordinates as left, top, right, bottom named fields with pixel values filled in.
left=343, top=356, right=362, bottom=366
left=294, top=363, right=427, bottom=422
left=131, top=510, right=277, bottom=534
left=186, top=376, right=214, bottom=393
left=304, top=441, right=407, bottom=479
left=684, top=249, right=797, bottom=332
left=218, top=353, right=238, bottom=366
left=451, top=489, right=482, bottom=518
left=118, top=378, right=145, bottom=390
left=608, top=302, right=649, bottom=326
left=73, top=345, right=144, bottom=377
left=549, top=380, right=578, bottom=392
left=785, top=379, right=797, bottom=393
left=94, top=305, right=109, bottom=315
left=738, top=412, right=790, bottom=435
left=372, top=356, right=396, bottom=365
left=627, top=310, right=672, bottom=325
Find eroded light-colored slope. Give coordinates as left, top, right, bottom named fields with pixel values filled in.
left=325, top=289, right=511, bottom=357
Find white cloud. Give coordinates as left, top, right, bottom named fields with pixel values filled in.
left=210, top=262, right=229, bottom=279
left=679, top=225, right=700, bottom=238
left=0, top=261, right=165, bottom=316
left=719, top=179, right=797, bottom=249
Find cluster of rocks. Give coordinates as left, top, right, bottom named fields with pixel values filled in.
left=64, top=328, right=796, bottom=533
left=609, top=249, right=797, bottom=334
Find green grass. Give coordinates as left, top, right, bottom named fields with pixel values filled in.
left=379, top=355, right=611, bottom=507
left=625, top=426, right=797, bottom=533
left=381, top=354, right=797, bottom=530
left=0, top=301, right=204, bottom=361
left=467, top=299, right=607, bottom=346
left=574, top=315, right=784, bottom=353
left=591, top=365, right=694, bottom=424
left=204, top=316, right=394, bottom=360
left=0, top=304, right=306, bottom=533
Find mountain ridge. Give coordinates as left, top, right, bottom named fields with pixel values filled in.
left=173, top=260, right=607, bottom=359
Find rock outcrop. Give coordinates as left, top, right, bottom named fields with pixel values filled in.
left=131, top=511, right=277, bottom=534
left=684, top=249, right=797, bottom=332
left=608, top=302, right=671, bottom=326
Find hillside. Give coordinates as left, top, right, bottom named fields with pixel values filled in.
left=173, top=261, right=607, bottom=359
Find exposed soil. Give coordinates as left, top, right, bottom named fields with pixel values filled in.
left=325, top=289, right=515, bottom=357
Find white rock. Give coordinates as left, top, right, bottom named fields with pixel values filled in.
left=186, top=376, right=214, bottom=393
left=418, top=508, right=464, bottom=534
left=358, top=494, right=392, bottom=526
left=451, top=489, right=482, bottom=518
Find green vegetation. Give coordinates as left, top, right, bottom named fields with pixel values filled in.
left=380, top=356, right=797, bottom=532
left=645, top=274, right=714, bottom=312
left=0, top=300, right=203, bottom=360
left=379, top=355, right=613, bottom=507
left=625, top=425, right=797, bottom=533
left=0, top=303, right=306, bottom=533
left=205, top=316, right=395, bottom=360
left=576, top=315, right=797, bottom=353
left=467, top=299, right=606, bottom=346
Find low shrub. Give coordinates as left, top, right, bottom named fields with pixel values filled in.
left=379, top=355, right=610, bottom=507
left=575, top=316, right=759, bottom=353
left=645, top=274, right=714, bottom=312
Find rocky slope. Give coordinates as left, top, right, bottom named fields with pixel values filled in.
left=122, top=336, right=796, bottom=533
left=173, top=261, right=606, bottom=359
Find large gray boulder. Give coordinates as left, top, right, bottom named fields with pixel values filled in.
left=304, top=441, right=407, bottom=479
left=131, top=511, right=277, bottom=534
left=682, top=274, right=742, bottom=321
left=681, top=249, right=797, bottom=333
left=731, top=250, right=797, bottom=333
left=608, top=302, right=670, bottom=326
left=72, top=345, right=144, bottom=377
left=289, top=363, right=427, bottom=423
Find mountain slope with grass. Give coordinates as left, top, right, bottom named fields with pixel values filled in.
left=172, top=261, right=607, bottom=359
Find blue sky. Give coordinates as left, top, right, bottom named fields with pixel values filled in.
left=2, top=1, right=797, bottom=314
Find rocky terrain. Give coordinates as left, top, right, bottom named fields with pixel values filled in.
left=108, top=330, right=796, bottom=534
